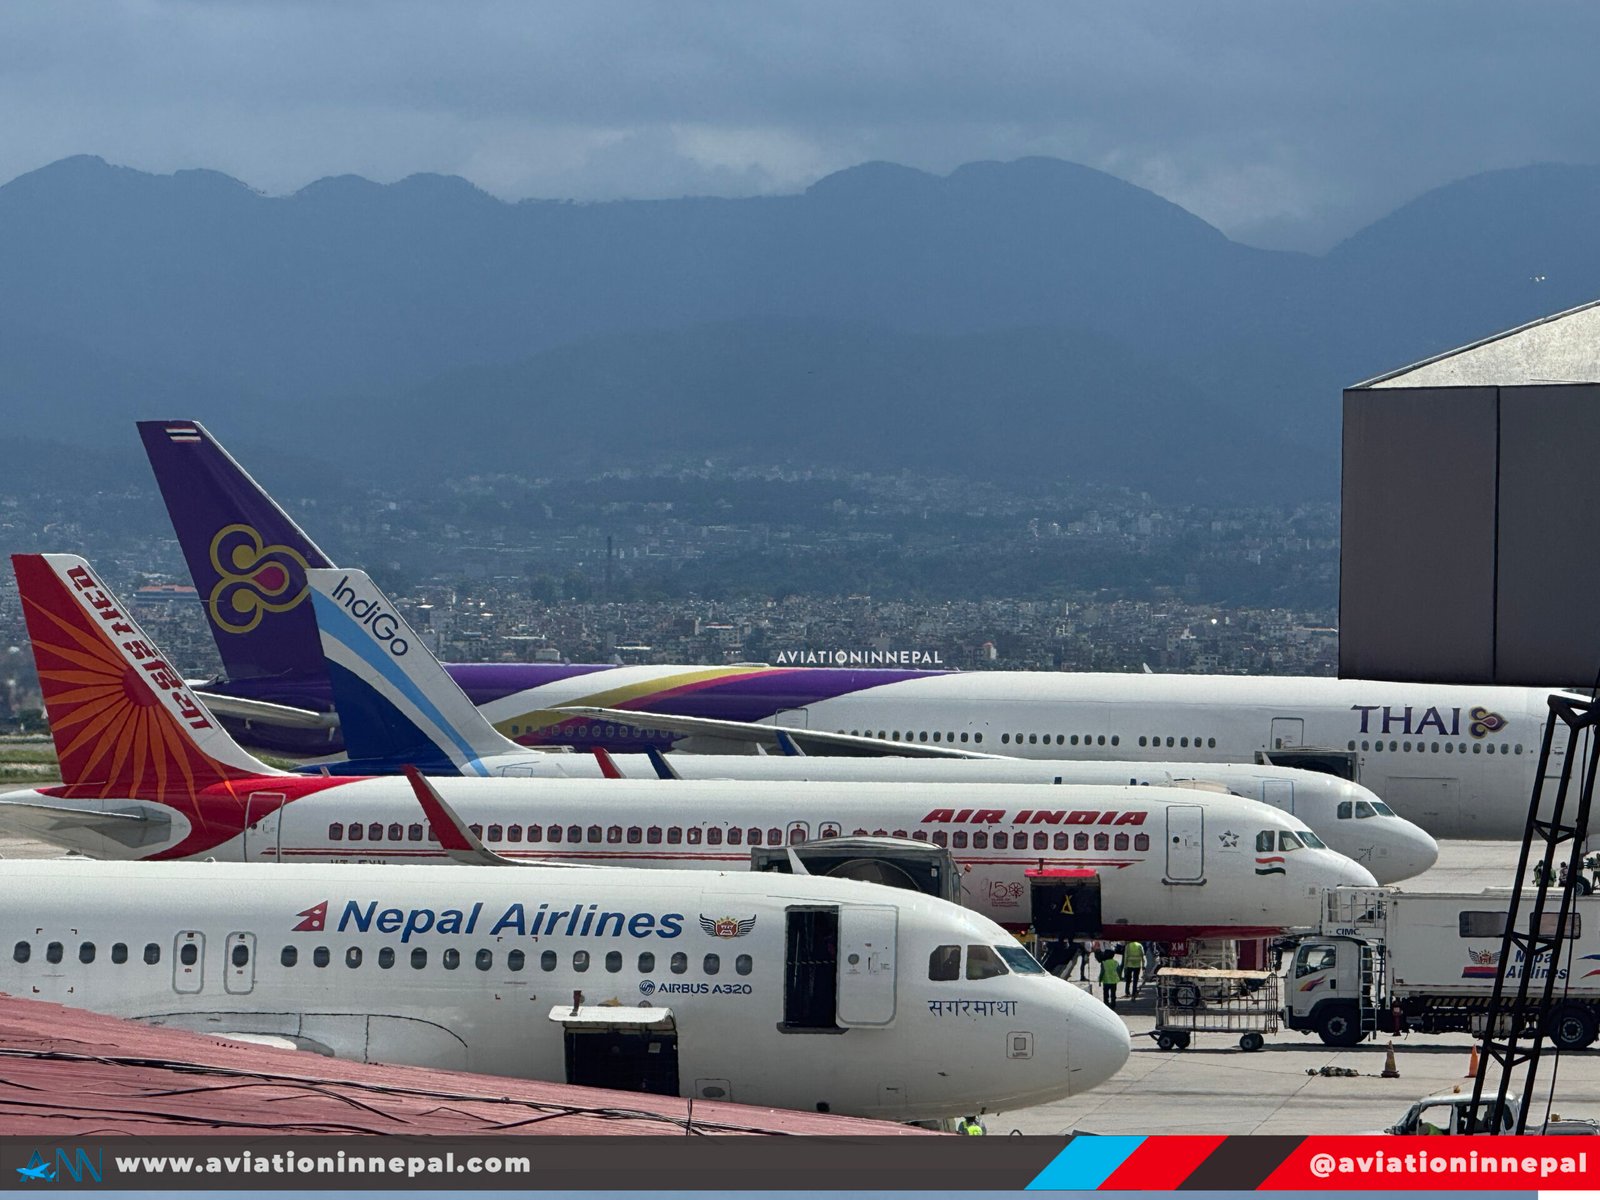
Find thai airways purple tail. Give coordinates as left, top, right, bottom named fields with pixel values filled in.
left=138, top=419, right=334, bottom=684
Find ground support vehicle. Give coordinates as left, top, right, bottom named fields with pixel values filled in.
left=1153, top=966, right=1279, bottom=1051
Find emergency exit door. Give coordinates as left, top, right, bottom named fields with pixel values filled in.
left=244, top=792, right=285, bottom=861
left=836, top=905, right=897, bottom=1026
left=1165, top=805, right=1204, bottom=881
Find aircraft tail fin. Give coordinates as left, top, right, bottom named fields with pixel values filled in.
left=137, top=419, right=333, bottom=683
left=308, top=567, right=519, bottom=773
left=13, top=554, right=283, bottom=799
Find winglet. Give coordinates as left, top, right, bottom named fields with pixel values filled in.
left=775, top=730, right=807, bottom=757
left=643, top=745, right=681, bottom=780
left=592, top=747, right=624, bottom=779
left=400, top=765, right=516, bottom=867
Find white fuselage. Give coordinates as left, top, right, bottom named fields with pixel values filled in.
left=477, top=671, right=1563, bottom=838
left=3, top=779, right=1377, bottom=938
left=0, top=860, right=1130, bottom=1119
left=470, top=754, right=1436, bottom=884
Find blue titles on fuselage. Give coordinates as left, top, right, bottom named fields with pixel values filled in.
left=338, top=899, right=686, bottom=943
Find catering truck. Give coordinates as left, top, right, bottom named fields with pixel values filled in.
left=1285, top=887, right=1600, bottom=1050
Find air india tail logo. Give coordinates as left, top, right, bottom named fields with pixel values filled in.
left=294, top=900, right=329, bottom=932
left=208, top=524, right=310, bottom=634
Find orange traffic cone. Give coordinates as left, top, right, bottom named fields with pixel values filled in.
left=1382, top=1041, right=1400, bottom=1079
left=1466, top=1044, right=1480, bottom=1077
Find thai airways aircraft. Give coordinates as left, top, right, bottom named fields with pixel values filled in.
left=0, top=854, right=1132, bottom=1120
left=3, top=553, right=1374, bottom=938
left=139, top=419, right=1568, bottom=839
left=309, top=566, right=1437, bottom=883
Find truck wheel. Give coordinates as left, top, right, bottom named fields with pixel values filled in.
left=1546, top=1005, right=1597, bottom=1051
left=1316, top=1003, right=1362, bottom=1048
left=1240, top=1032, right=1265, bottom=1052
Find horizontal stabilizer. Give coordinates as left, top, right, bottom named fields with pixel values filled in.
left=556, top=706, right=998, bottom=759
left=192, top=690, right=336, bottom=730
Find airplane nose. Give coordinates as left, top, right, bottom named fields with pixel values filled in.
left=1382, top=823, right=1439, bottom=884
left=1068, top=992, right=1132, bottom=1095
left=1326, top=851, right=1378, bottom=889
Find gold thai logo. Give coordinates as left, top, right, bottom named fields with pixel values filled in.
left=208, top=524, right=310, bottom=634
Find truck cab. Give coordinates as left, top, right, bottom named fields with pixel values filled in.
left=1386, top=1093, right=1515, bottom=1136
left=1284, top=936, right=1373, bottom=1046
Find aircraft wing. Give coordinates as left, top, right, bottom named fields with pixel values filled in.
left=556, top=706, right=1000, bottom=759
left=192, top=689, right=337, bottom=731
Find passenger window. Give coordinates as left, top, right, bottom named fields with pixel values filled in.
left=548, top=825, right=564, bottom=844
left=476, top=949, right=493, bottom=971
left=329, top=822, right=343, bottom=841
left=487, top=824, right=503, bottom=842
left=587, top=825, right=602, bottom=843
left=667, top=827, right=682, bottom=844
left=508, top=824, right=523, bottom=843
left=607, top=825, right=622, bottom=844
left=388, top=822, right=403, bottom=841
left=627, top=825, right=643, bottom=844
left=768, top=828, right=782, bottom=845
left=79, top=942, right=95, bottom=964
left=707, top=827, right=723, bottom=846
left=573, top=951, right=590, bottom=973
left=966, top=945, right=1009, bottom=980
left=368, top=823, right=382, bottom=841
left=232, top=944, right=250, bottom=968
left=1113, top=833, right=1129, bottom=851
left=11, top=942, right=28, bottom=964
left=469, top=824, right=483, bottom=839
left=1134, top=833, right=1149, bottom=851
left=144, top=943, right=161, bottom=965
left=688, top=827, right=703, bottom=845
left=312, top=946, right=329, bottom=968
left=933, top=830, right=949, bottom=847
left=411, top=948, right=427, bottom=969
left=671, top=952, right=688, bottom=974
left=281, top=946, right=298, bottom=967
left=178, top=943, right=197, bottom=967
left=541, top=950, right=558, bottom=971
left=728, top=827, right=743, bottom=845
left=111, top=943, right=127, bottom=964
left=929, top=945, right=960, bottom=980
left=408, top=823, right=424, bottom=842
left=972, top=831, right=988, bottom=849
left=639, top=952, right=655, bottom=973
left=704, top=953, right=721, bottom=975
left=1256, top=831, right=1274, bottom=852
left=736, top=954, right=753, bottom=976
left=1033, top=831, right=1048, bottom=850
left=993, top=831, right=1009, bottom=849
left=1093, top=832, right=1109, bottom=850
left=747, top=827, right=762, bottom=846
left=347, top=823, right=363, bottom=841
left=605, top=951, right=623, bottom=973
left=345, top=947, right=361, bottom=968
left=443, top=948, right=460, bottom=970
left=507, top=949, right=525, bottom=971
left=379, top=947, right=396, bottom=969
left=1075, top=832, right=1090, bottom=850
left=528, top=825, right=543, bottom=843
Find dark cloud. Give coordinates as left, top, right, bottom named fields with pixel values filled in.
left=1, top=1, right=1597, bottom=249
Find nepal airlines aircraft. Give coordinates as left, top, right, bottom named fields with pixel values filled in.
left=4, top=554, right=1375, bottom=939
left=308, top=566, right=1437, bottom=884
left=0, top=855, right=1131, bottom=1118
left=141, top=419, right=1565, bottom=839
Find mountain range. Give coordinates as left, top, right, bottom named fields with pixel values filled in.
left=2, top=154, right=1596, bottom=502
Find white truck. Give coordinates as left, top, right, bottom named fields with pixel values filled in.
left=1382, top=1091, right=1598, bottom=1136
left=1285, top=886, right=1600, bottom=1050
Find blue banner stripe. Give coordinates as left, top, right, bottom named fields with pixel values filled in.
left=1026, top=1135, right=1144, bottom=1191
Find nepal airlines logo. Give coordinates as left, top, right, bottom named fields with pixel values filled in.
left=293, top=901, right=329, bottom=932
left=208, top=523, right=311, bottom=634
left=699, top=914, right=756, bottom=939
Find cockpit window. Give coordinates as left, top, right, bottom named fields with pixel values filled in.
left=1278, top=831, right=1303, bottom=852
left=996, top=945, right=1046, bottom=975
left=1256, top=830, right=1275, bottom=852
left=1297, top=829, right=1326, bottom=849
left=1372, top=800, right=1396, bottom=817
left=1337, top=801, right=1353, bottom=820
left=966, top=945, right=1009, bottom=980
left=929, top=945, right=960, bottom=981
left=1355, top=800, right=1377, bottom=819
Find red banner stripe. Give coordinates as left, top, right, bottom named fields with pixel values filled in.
left=1100, top=1135, right=1227, bottom=1189
left=1259, top=1136, right=1597, bottom=1189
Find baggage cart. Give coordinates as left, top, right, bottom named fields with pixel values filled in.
left=1153, top=966, right=1279, bottom=1051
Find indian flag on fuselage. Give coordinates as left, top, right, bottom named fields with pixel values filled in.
left=1255, top=855, right=1286, bottom=877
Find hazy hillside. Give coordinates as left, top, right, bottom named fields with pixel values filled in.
left=1, top=154, right=1597, bottom=501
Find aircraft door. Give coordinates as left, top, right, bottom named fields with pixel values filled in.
left=224, top=932, right=256, bottom=995
left=836, top=904, right=897, bottom=1027
left=1165, top=805, right=1204, bottom=881
left=173, top=931, right=205, bottom=994
left=1270, top=718, right=1304, bottom=750
left=244, top=792, right=285, bottom=862
left=1260, top=779, right=1294, bottom=814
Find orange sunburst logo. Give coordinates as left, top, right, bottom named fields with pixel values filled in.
left=17, top=556, right=249, bottom=800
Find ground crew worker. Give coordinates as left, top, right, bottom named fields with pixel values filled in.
left=1121, top=940, right=1145, bottom=999
left=960, top=1115, right=986, bottom=1135
left=1099, top=953, right=1122, bottom=1010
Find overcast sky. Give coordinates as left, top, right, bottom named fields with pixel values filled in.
left=2, top=1, right=1597, bottom=251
